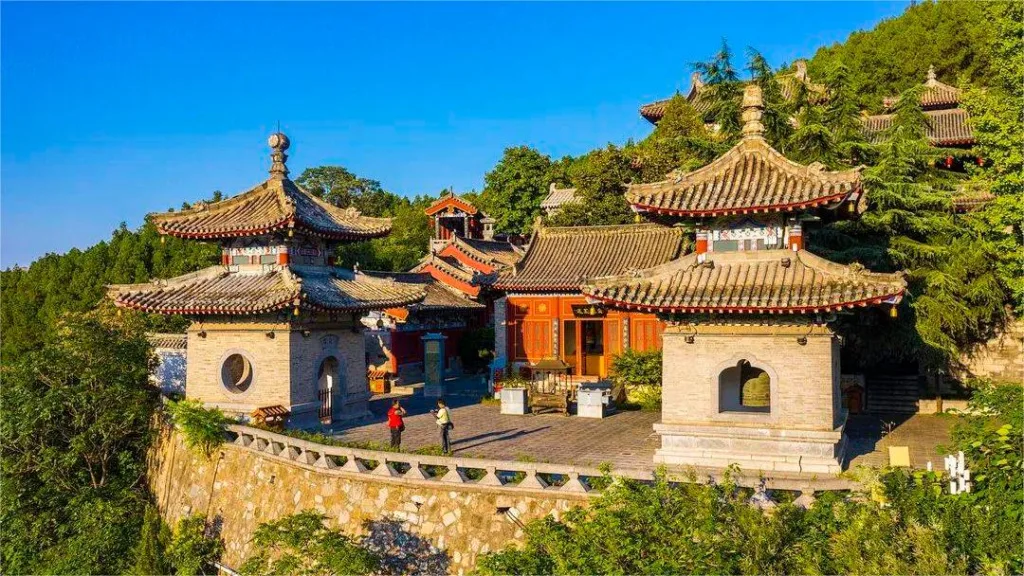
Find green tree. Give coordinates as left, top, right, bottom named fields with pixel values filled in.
left=239, top=511, right=379, bottom=576
left=130, top=504, right=172, bottom=576
left=807, top=0, right=997, bottom=110
left=0, top=309, right=158, bottom=574
left=480, top=146, right=553, bottom=235
left=548, top=145, right=636, bottom=227
left=167, top=514, right=224, bottom=575
left=693, top=40, right=743, bottom=136
left=295, top=166, right=399, bottom=216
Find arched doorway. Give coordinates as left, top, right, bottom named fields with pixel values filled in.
left=317, top=357, right=339, bottom=425
left=718, top=359, right=771, bottom=413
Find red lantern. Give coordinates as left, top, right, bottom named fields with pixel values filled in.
left=945, top=156, right=954, bottom=168
left=976, top=157, right=984, bottom=166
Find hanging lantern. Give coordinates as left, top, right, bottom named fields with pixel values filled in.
left=976, top=157, right=984, bottom=167
left=945, top=156, right=954, bottom=169
left=890, top=305, right=898, bottom=318
left=293, top=306, right=301, bottom=316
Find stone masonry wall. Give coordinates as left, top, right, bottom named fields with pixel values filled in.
left=960, top=318, right=1024, bottom=384
left=661, top=324, right=839, bottom=430
left=149, top=427, right=585, bottom=574
left=187, top=321, right=293, bottom=414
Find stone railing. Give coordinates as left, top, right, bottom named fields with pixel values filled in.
left=225, top=424, right=855, bottom=503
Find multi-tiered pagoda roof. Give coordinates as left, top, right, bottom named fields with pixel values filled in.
left=862, top=66, right=975, bottom=147
left=589, top=84, right=906, bottom=316
left=109, top=133, right=425, bottom=316
left=629, top=87, right=863, bottom=217
left=584, top=249, right=905, bottom=314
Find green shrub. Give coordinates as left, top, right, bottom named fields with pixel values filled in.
left=478, top=385, right=1024, bottom=574
left=612, top=349, right=662, bottom=410
left=239, top=511, right=379, bottom=576
left=166, top=514, right=223, bottom=575
left=166, top=399, right=234, bottom=457
left=128, top=504, right=171, bottom=575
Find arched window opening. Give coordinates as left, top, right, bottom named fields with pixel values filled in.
left=317, top=357, right=339, bottom=424
left=718, top=360, right=770, bottom=413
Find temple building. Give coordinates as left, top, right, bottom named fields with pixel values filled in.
left=862, top=66, right=994, bottom=213
left=640, top=60, right=824, bottom=125
left=366, top=194, right=524, bottom=382
left=492, top=223, right=684, bottom=379
left=585, top=85, right=907, bottom=473
left=109, top=134, right=425, bottom=427
left=424, top=191, right=497, bottom=250
left=540, top=183, right=579, bottom=217
left=863, top=65, right=976, bottom=149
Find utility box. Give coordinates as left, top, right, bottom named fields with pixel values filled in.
left=500, top=387, right=529, bottom=415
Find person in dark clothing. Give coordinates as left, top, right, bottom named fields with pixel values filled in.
left=386, top=399, right=407, bottom=449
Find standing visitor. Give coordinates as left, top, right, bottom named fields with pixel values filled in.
left=433, top=399, right=454, bottom=455
left=387, top=399, right=407, bottom=449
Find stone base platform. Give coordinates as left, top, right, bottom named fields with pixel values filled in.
left=654, top=422, right=846, bottom=475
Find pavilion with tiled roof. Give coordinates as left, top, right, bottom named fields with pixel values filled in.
left=640, top=60, right=825, bottom=125
left=863, top=66, right=977, bottom=148
left=490, top=222, right=684, bottom=379
left=109, top=133, right=425, bottom=427
left=591, top=84, right=907, bottom=475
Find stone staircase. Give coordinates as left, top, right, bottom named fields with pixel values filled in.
left=865, top=375, right=921, bottom=413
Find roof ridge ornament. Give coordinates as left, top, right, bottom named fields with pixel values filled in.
left=741, top=84, right=765, bottom=139
left=268, top=132, right=290, bottom=180
left=926, top=64, right=937, bottom=84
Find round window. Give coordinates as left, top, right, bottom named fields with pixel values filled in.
left=221, top=353, right=254, bottom=394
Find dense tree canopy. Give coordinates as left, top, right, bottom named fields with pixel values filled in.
left=807, top=0, right=999, bottom=110
left=0, top=309, right=158, bottom=574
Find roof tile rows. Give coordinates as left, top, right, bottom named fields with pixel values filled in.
left=584, top=249, right=906, bottom=314
left=148, top=333, right=188, bottom=350
left=110, top=265, right=426, bottom=315
left=451, top=237, right=523, bottom=269
left=626, top=137, right=862, bottom=216
left=541, top=184, right=579, bottom=211
left=640, top=65, right=825, bottom=124
left=150, top=178, right=392, bottom=241
left=862, top=108, right=975, bottom=146
left=494, top=223, right=684, bottom=292
left=360, top=271, right=484, bottom=311
left=882, top=67, right=962, bottom=110
left=424, top=192, right=481, bottom=217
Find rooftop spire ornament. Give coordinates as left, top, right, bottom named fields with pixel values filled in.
left=268, top=131, right=290, bottom=180
left=740, top=84, right=765, bottom=138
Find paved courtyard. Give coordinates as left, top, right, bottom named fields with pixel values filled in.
left=329, top=376, right=958, bottom=473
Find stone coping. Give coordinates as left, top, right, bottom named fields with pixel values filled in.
left=226, top=424, right=859, bottom=496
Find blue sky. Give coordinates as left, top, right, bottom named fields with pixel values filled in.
left=1, top=1, right=909, bottom=267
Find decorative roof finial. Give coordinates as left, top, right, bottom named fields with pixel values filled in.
left=268, top=132, right=290, bottom=180
left=741, top=84, right=764, bottom=138
left=927, top=65, right=937, bottom=83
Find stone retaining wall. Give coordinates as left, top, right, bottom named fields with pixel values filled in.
left=150, top=423, right=857, bottom=573
left=149, top=426, right=588, bottom=574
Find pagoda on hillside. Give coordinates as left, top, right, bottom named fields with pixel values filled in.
left=585, top=85, right=907, bottom=474
left=109, top=134, right=426, bottom=427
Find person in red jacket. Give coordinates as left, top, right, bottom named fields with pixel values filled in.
left=386, top=399, right=407, bottom=449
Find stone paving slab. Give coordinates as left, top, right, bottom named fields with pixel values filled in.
left=329, top=377, right=957, bottom=473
